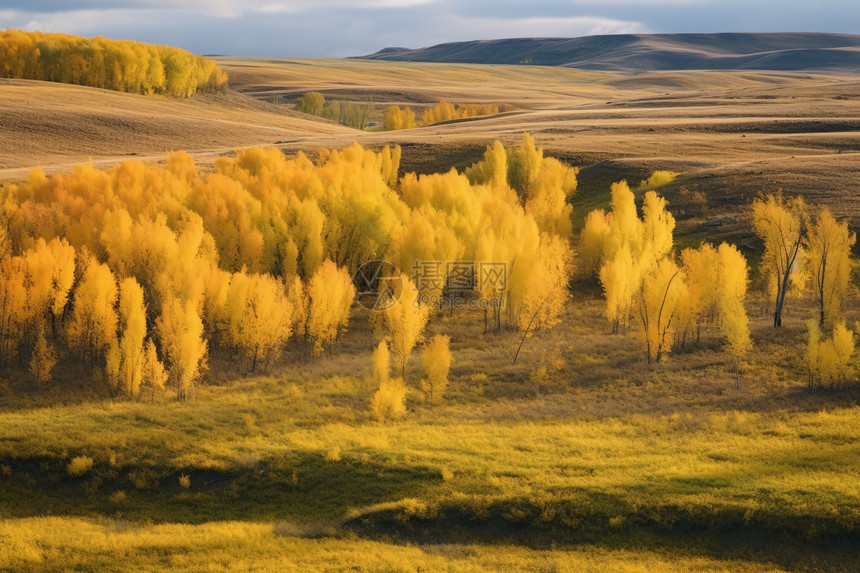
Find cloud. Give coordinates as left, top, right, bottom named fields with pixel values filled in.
left=1, top=0, right=858, bottom=57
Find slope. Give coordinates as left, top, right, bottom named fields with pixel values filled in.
left=358, top=33, right=860, bottom=72
left=0, top=78, right=353, bottom=179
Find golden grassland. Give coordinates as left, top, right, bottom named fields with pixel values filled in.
left=2, top=296, right=859, bottom=570
left=0, top=518, right=785, bottom=573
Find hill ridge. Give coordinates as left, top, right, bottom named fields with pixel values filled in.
left=356, top=33, right=860, bottom=72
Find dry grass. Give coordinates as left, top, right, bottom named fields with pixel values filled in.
left=5, top=59, right=860, bottom=235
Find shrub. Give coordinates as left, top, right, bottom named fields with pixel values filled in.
left=638, top=170, right=678, bottom=190
left=370, top=378, right=407, bottom=422
left=66, top=456, right=94, bottom=477
left=325, top=446, right=342, bottom=462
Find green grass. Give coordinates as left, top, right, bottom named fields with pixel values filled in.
left=2, top=298, right=859, bottom=570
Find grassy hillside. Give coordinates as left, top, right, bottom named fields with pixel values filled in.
left=0, top=78, right=351, bottom=177
left=358, top=33, right=860, bottom=72
left=2, top=297, right=859, bottom=571
left=5, top=58, right=860, bottom=242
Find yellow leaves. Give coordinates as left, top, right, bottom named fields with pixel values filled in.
left=385, top=276, right=430, bottom=378
left=224, top=271, right=293, bottom=372
left=717, top=243, right=751, bottom=357
left=580, top=209, right=611, bottom=276
left=67, top=256, right=118, bottom=362
left=515, top=233, right=573, bottom=337
left=678, top=242, right=751, bottom=356
left=370, top=340, right=406, bottom=421
left=306, top=260, right=355, bottom=357
left=524, top=155, right=577, bottom=239
left=641, top=191, right=675, bottom=261
left=807, top=319, right=854, bottom=388
left=0, top=30, right=227, bottom=96
left=29, top=326, right=57, bottom=387
left=1, top=136, right=579, bottom=386
left=156, top=296, right=207, bottom=400
left=806, top=207, right=855, bottom=328
left=638, top=170, right=678, bottom=191
left=383, top=106, right=417, bottom=130
left=372, top=341, right=391, bottom=387
left=638, top=258, right=687, bottom=363
left=607, top=181, right=644, bottom=258
left=600, top=244, right=638, bottom=332
left=370, top=377, right=407, bottom=423
left=752, top=192, right=807, bottom=326
left=418, top=99, right=501, bottom=127
left=466, top=140, right=509, bottom=189
left=421, top=99, right=457, bottom=125
left=141, top=339, right=168, bottom=397
left=294, top=92, right=326, bottom=116
left=588, top=181, right=667, bottom=332
left=24, top=237, right=76, bottom=320
left=421, top=334, right=451, bottom=403
left=113, top=277, right=147, bottom=396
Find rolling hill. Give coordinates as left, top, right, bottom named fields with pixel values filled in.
left=358, top=33, right=860, bottom=72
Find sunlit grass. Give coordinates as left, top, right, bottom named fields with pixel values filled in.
left=0, top=516, right=786, bottom=573
left=1, top=298, right=858, bottom=569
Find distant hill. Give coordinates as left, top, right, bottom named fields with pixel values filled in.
left=357, top=33, right=860, bottom=72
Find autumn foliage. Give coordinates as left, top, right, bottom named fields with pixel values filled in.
left=384, top=99, right=507, bottom=130
left=582, top=178, right=752, bottom=363
left=0, top=30, right=227, bottom=97
left=0, top=134, right=581, bottom=399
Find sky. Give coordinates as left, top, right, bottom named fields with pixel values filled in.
left=1, top=1, right=858, bottom=58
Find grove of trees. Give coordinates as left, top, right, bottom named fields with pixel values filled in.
left=0, top=130, right=855, bottom=403
left=581, top=181, right=751, bottom=363
left=294, top=92, right=374, bottom=129
left=0, top=135, right=578, bottom=402
left=384, top=99, right=508, bottom=130
left=0, top=30, right=227, bottom=97
left=293, top=92, right=506, bottom=131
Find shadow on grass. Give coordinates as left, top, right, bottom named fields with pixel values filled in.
left=0, top=452, right=441, bottom=524
left=342, top=492, right=860, bottom=571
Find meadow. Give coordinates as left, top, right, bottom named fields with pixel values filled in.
left=2, top=36, right=860, bottom=572
left=2, top=293, right=859, bottom=571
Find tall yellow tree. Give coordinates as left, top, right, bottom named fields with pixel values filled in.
left=717, top=243, right=752, bottom=385
left=304, top=260, right=354, bottom=357
left=156, top=296, right=207, bottom=400
left=29, top=326, right=57, bottom=388
left=67, top=257, right=118, bottom=367
left=752, top=192, right=807, bottom=327
left=116, top=277, right=147, bottom=397
left=584, top=182, right=676, bottom=333
left=141, top=339, right=168, bottom=398
left=805, top=207, right=855, bottom=328
left=807, top=319, right=854, bottom=389
left=373, top=340, right=390, bottom=385
left=637, top=258, right=687, bottom=363
left=0, top=256, right=29, bottom=370
left=226, top=271, right=293, bottom=372
left=513, top=234, right=573, bottom=364
left=421, top=334, right=451, bottom=403
left=23, top=237, right=76, bottom=334
left=385, top=276, right=430, bottom=378
left=369, top=340, right=407, bottom=422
